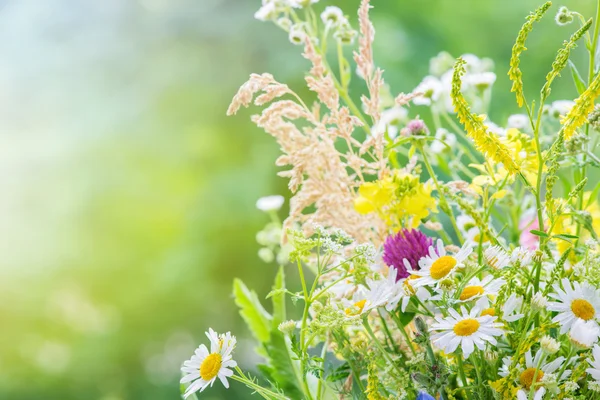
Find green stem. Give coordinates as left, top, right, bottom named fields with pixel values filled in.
left=316, top=339, right=328, bottom=400
left=391, top=313, right=417, bottom=356
left=419, top=144, right=464, bottom=243
left=296, top=260, right=315, bottom=400
left=456, top=354, right=472, bottom=400
left=527, top=353, right=546, bottom=400
left=232, top=367, right=290, bottom=400
left=363, top=319, right=404, bottom=376
left=576, top=0, right=600, bottom=246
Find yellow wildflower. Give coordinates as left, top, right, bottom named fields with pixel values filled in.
left=561, top=72, right=600, bottom=140
left=551, top=192, right=600, bottom=255
left=508, top=2, right=551, bottom=107
left=354, top=178, right=395, bottom=214
left=452, top=58, right=521, bottom=176
left=354, top=172, right=437, bottom=228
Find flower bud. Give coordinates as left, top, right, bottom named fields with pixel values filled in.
left=540, top=335, right=560, bottom=354
left=278, top=320, right=297, bottom=335
left=531, top=292, right=548, bottom=311
left=405, top=119, right=429, bottom=136
left=555, top=6, right=574, bottom=26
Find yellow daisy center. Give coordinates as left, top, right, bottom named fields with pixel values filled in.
left=403, top=274, right=419, bottom=295
left=345, top=299, right=367, bottom=316
left=519, top=368, right=544, bottom=390
left=460, top=285, right=485, bottom=301
left=430, top=256, right=457, bottom=280
left=453, top=318, right=480, bottom=336
left=571, top=299, right=595, bottom=321
left=481, top=308, right=495, bottom=317
left=200, top=353, right=222, bottom=381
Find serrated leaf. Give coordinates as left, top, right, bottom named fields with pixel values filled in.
left=233, top=279, right=272, bottom=343
left=326, top=363, right=351, bottom=382
left=262, top=330, right=304, bottom=399
left=272, top=266, right=286, bottom=328
left=569, top=60, right=587, bottom=95
left=529, top=229, right=549, bottom=237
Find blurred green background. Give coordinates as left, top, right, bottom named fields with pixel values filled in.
left=0, top=0, right=594, bottom=399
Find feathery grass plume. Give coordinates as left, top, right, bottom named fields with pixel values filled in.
left=508, top=1, right=552, bottom=107
left=451, top=58, right=521, bottom=175
left=561, top=72, right=600, bottom=140
left=541, top=19, right=591, bottom=98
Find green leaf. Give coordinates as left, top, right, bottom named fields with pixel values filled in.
left=398, top=311, right=416, bottom=327
left=271, top=266, right=286, bottom=329
left=233, top=279, right=272, bottom=343
left=552, top=234, right=576, bottom=243
left=529, top=229, right=549, bottom=237
left=261, top=330, right=304, bottom=399
left=569, top=60, right=587, bottom=95
left=553, top=233, right=579, bottom=239
left=586, top=180, right=600, bottom=209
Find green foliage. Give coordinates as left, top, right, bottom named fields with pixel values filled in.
left=259, top=329, right=304, bottom=399
left=271, top=266, right=287, bottom=328
left=233, top=278, right=273, bottom=343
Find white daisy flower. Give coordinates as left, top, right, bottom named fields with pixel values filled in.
left=457, top=215, right=477, bottom=235
left=511, top=246, right=534, bottom=266
left=287, top=0, right=319, bottom=8
left=397, top=263, right=432, bottom=312
left=484, top=119, right=506, bottom=137
left=502, top=293, right=525, bottom=322
left=256, top=195, right=284, bottom=212
left=517, top=388, right=545, bottom=400
left=549, top=100, right=575, bottom=118
left=320, top=6, right=345, bottom=27
left=180, top=329, right=237, bottom=398
left=461, top=53, right=485, bottom=72
left=464, top=71, right=496, bottom=90
left=547, top=278, right=600, bottom=334
left=364, top=268, right=404, bottom=313
left=483, top=245, right=511, bottom=269
left=372, top=106, right=408, bottom=139
left=430, top=128, right=457, bottom=154
left=514, top=349, right=569, bottom=399
left=507, top=114, right=530, bottom=130
left=288, top=24, right=307, bottom=45
left=587, top=344, right=600, bottom=382
left=569, top=319, right=600, bottom=349
left=413, top=76, right=444, bottom=106
left=413, top=240, right=472, bottom=288
left=457, top=276, right=505, bottom=307
left=255, top=2, right=278, bottom=21
left=429, top=306, right=503, bottom=358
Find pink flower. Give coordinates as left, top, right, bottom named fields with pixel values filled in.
left=519, top=210, right=540, bottom=250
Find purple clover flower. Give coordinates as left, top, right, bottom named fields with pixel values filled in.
left=382, top=229, right=433, bottom=280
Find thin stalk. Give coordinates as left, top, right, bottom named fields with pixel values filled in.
left=363, top=319, right=404, bottom=376
left=419, top=143, right=464, bottom=242
left=233, top=367, right=290, bottom=400
left=391, top=313, right=417, bottom=356
left=527, top=353, right=546, bottom=400
left=296, top=259, right=315, bottom=400
left=456, top=354, right=472, bottom=400
left=576, top=0, right=600, bottom=246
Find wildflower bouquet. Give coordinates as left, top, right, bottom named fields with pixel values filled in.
left=182, top=1, right=600, bottom=399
